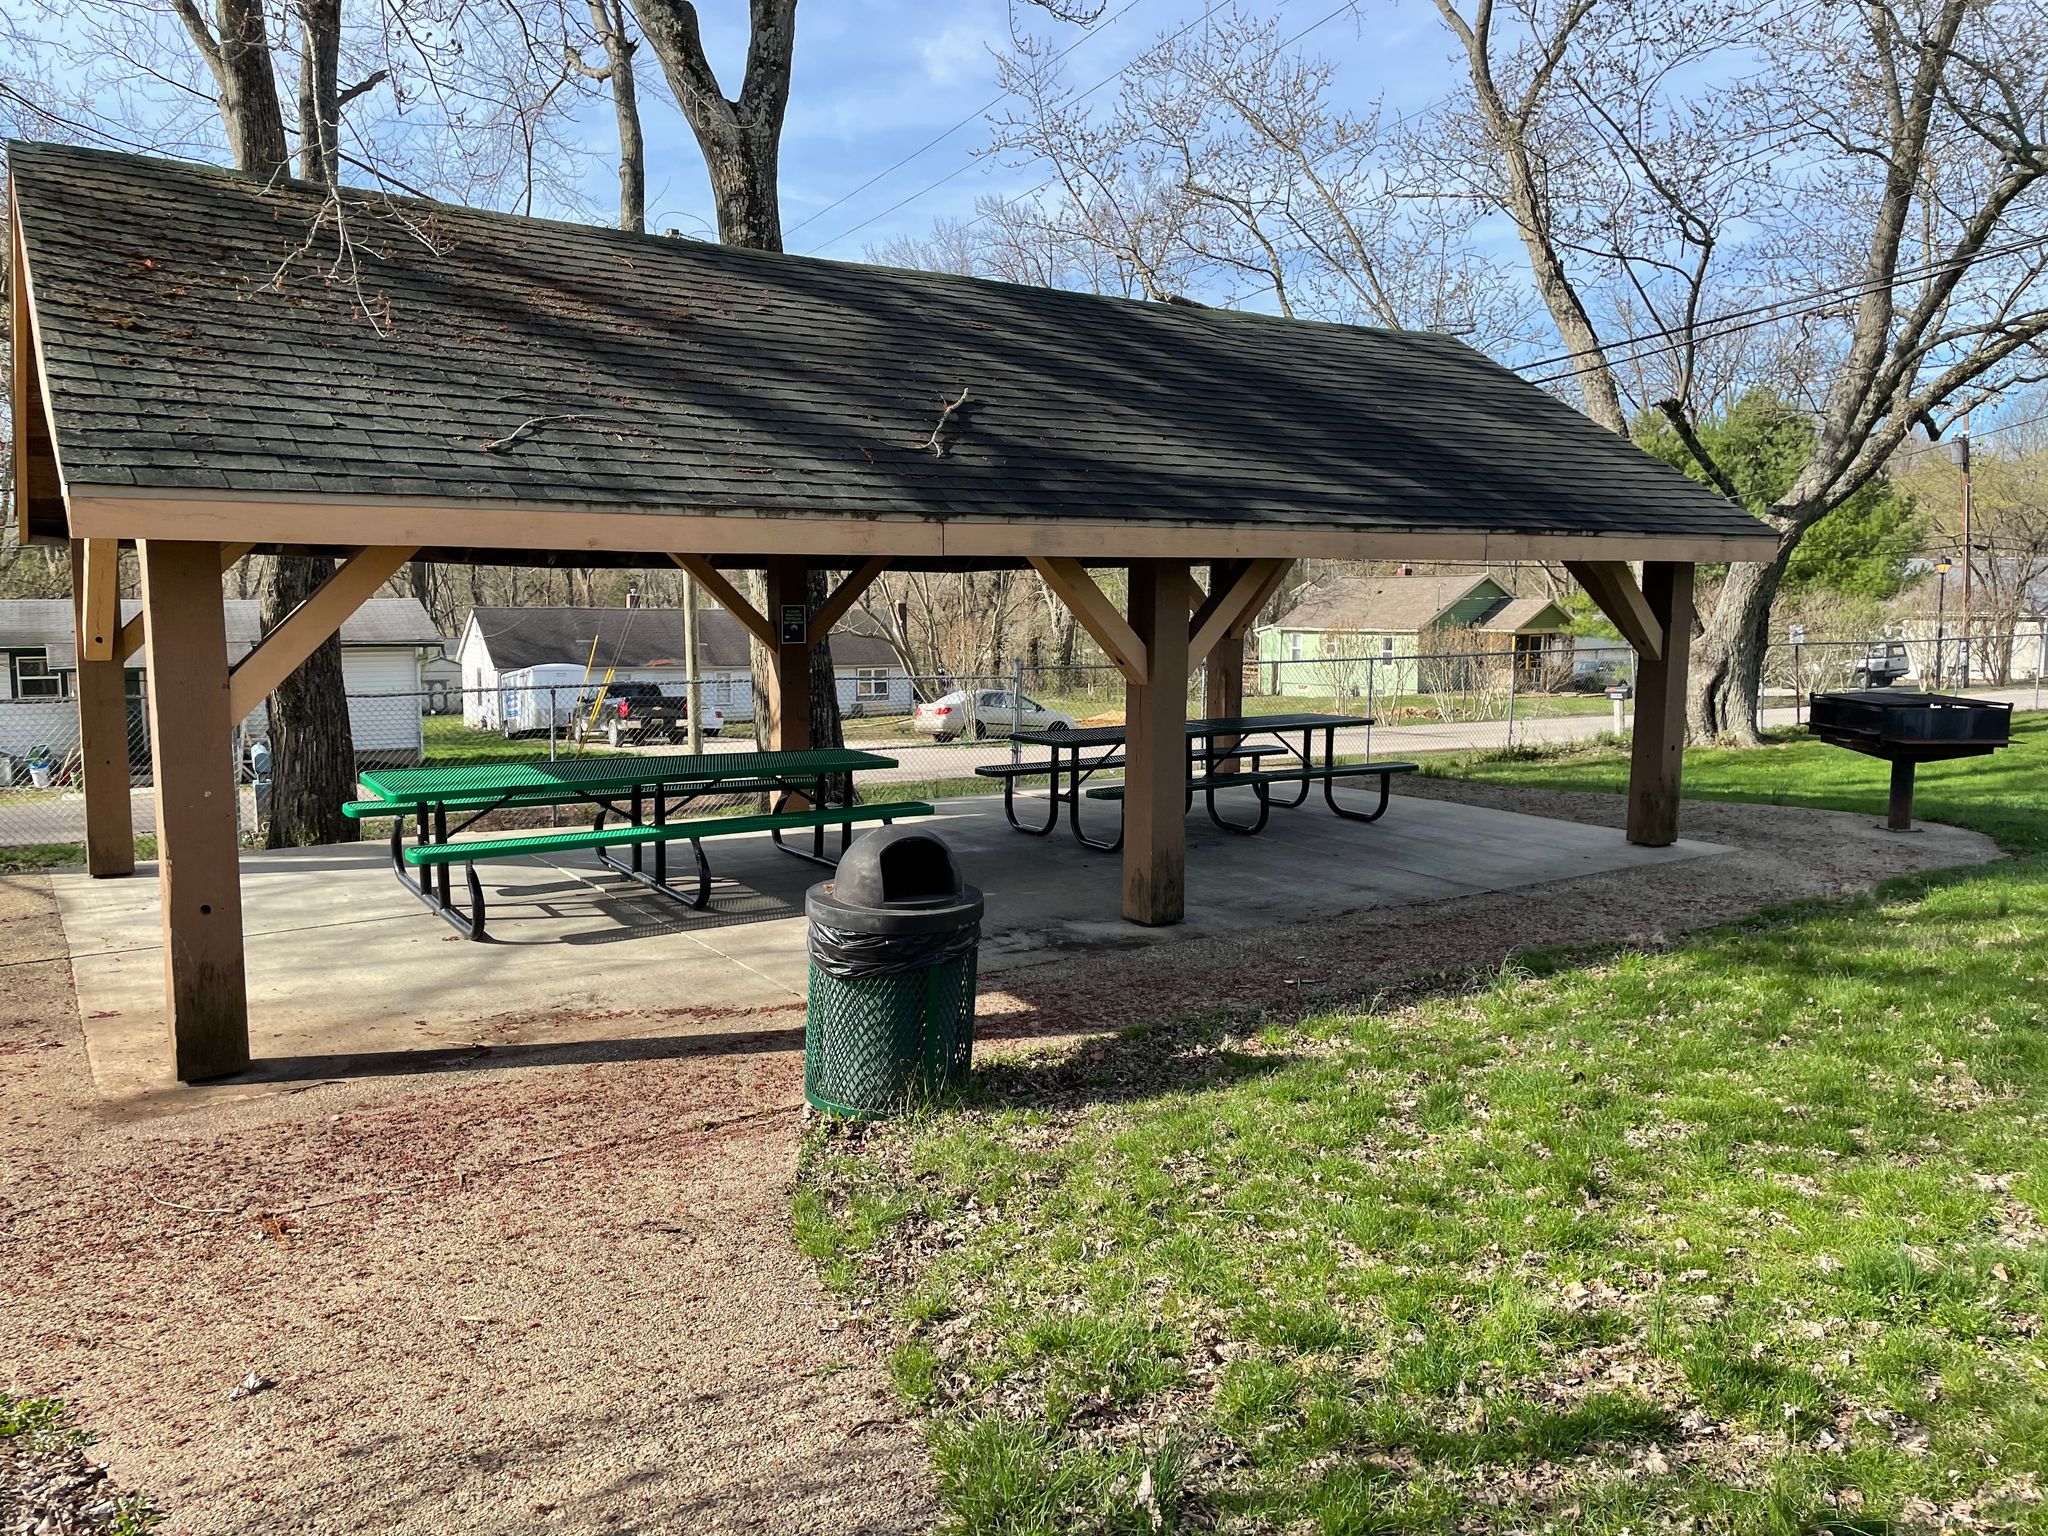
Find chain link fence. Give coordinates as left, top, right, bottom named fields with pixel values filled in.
left=3, top=629, right=2040, bottom=855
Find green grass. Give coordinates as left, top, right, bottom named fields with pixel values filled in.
left=420, top=715, right=623, bottom=765
left=800, top=718, right=2048, bottom=1534
left=1, top=1394, right=162, bottom=1534
left=0, top=835, right=157, bottom=874
left=1419, top=713, right=2048, bottom=856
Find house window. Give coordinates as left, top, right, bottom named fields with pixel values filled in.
left=1321, top=633, right=1340, bottom=657
left=8, top=650, right=68, bottom=699
left=854, top=667, right=889, bottom=701
left=1288, top=633, right=1305, bottom=661
left=1381, top=636, right=1396, bottom=659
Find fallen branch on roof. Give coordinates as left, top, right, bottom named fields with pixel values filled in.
left=481, top=414, right=583, bottom=453
left=924, top=385, right=971, bottom=457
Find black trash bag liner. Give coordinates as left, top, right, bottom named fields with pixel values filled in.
left=808, top=918, right=981, bottom=981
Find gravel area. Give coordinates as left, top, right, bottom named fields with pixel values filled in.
left=0, top=782, right=1999, bottom=1533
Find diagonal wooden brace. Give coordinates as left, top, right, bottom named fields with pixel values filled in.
left=670, top=554, right=774, bottom=649
left=1565, top=560, right=1664, bottom=661
left=1189, top=558, right=1289, bottom=662
left=807, top=557, right=889, bottom=647
left=226, top=546, right=415, bottom=721
left=1028, top=556, right=1149, bottom=684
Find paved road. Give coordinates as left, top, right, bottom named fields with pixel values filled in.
left=6, top=686, right=2037, bottom=848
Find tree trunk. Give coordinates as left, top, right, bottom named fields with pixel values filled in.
left=262, top=555, right=359, bottom=847
left=211, top=0, right=292, bottom=178
left=1686, top=544, right=1794, bottom=745
left=295, top=0, right=343, bottom=184
left=630, top=0, right=794, bottom=249
left=600, top=0, right=646, bottom=233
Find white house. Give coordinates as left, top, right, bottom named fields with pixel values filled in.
left=455, top=605, right=913, bottom=731
left=0, top=597, right=445, bottom=775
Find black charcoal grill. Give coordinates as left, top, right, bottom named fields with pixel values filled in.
left=1807, top=690, right=2013, bottom=831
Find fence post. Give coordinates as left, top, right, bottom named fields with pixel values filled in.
left=2037, top=626, right=2045, bottom=712
left=1504, top=650, right=1517, bottom=751
left=1012, top=657, right=1023, bottom=765
left=1364, top=656, right=1376, bottom=759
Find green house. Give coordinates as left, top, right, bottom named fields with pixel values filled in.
left=1257, top=572, right=1572, bottom=697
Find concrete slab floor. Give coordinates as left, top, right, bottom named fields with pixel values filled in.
left=53, top=789, right=1726, bottom=1106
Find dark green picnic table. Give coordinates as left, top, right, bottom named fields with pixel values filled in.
left=349, top=747, right=925, bottom=939
left=994, top=713, right=1413, bottom=850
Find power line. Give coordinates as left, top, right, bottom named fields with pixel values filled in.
left=781, top=0, right=1154, bottom=244
left=805, top=0, right=1365, bottom=256
left=1524, top=233, right=2048, bottom=385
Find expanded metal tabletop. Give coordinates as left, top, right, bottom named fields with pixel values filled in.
left=358, top=747, right=895, bottom=802
left=1010, top=713, right=1370, bottom=749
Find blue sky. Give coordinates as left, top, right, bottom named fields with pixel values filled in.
left=595, top=0, right=1460, bottom=260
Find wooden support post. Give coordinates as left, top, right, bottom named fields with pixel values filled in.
left=139, top=540, right=248, bottom=1081
left=78, top=538, right=120, bottom=661
left=762, top=557, right=813, bottom=755
left=71, top=539, right=134, bottom=877
left=1626, top=562, right=1694, bottom=847
left=1203, top=561, right=1249, bottom=773
left=1124, top=560, right=1191, bottom=926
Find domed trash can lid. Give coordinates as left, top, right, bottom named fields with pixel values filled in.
left=807, top=826, right=982, bottom=937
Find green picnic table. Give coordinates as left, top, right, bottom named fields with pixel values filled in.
left=346, top=748, right=931, bottom=940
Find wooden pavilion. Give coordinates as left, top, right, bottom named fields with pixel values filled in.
left=6, top=142, right=1777, bottom=1082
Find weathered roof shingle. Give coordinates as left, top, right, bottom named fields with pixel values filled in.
left=9, top=141, right=1767, bottom=552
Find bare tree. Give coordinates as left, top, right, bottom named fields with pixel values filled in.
left=566, top=0, right=647, bottom=232
left=1675, top=0, right=2048, bottom=738
left=1415, top=0, right=2047, bottom=739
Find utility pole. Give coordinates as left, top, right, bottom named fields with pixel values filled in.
left=682, top=571, right=704, bottom=754
left=1958, top=413, right=1973, bottom=689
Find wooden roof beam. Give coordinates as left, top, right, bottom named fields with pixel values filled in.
left=226, top=545, right=415, bottom=721
left=670, top=554, right=774, bottom=649
left=1565, top=560, right=1663, bottom=662
left=1028, top=556, right=1148, bottom=684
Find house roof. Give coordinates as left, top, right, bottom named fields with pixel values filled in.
left=8, top=141, right=1777, bottom=565
left=0, top=596, right=439, bottom=666
left=1272, top=574, right=1500, bottom=633
left=465, top=606, right=898, bottom=674
left=1476, top=595, right=1570, bottom=633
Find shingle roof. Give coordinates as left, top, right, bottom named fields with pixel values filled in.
left=467, top=606, right=897, bottom=673
left=1273, top=574, right=1498, bottom=633
left=0, top=596, right=440, bottom=662
left=9, top=141, right=1768, bottom=552
left=1475, top=595, right=1569, bottom=633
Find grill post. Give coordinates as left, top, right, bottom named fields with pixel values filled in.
left=1886, top=757, right=1916, bottom=833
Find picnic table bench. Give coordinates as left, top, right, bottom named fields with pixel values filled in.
left=347, top=749, right=928, bottom=940
left=999, top=713, right=1415, bottom=851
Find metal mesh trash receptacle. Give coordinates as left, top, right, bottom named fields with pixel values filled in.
left=805, top=826, right=983, bottom=1119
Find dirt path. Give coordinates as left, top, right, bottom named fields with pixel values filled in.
left=0, top=873, right=933, bottom=1535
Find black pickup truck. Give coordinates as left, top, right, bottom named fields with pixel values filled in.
left=590, top=682, right=723, bottom=746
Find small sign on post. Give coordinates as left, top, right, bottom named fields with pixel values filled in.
left=778, top=604, right=807, bottom=646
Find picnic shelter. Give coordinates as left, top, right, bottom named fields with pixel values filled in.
left=6, top=142, right=1777, bottom=1082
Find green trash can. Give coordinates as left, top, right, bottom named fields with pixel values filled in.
left=804, top=826, right=983, bottom=1119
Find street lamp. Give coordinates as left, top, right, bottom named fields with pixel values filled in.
left=1933, top=557, right=1953, bottom=691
